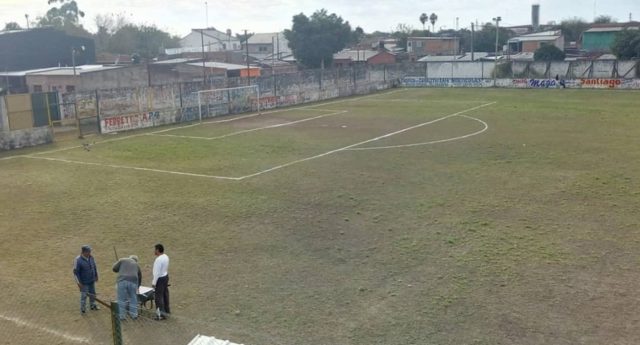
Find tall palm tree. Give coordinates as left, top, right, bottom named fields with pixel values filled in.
left=419, top=13, right=428, bottom=31
left=429, top=13, right=438, bottom=33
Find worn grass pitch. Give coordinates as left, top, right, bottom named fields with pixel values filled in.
left=1, top=88, right=640, bottom=345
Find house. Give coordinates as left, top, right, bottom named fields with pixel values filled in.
left=407, top=37, right=461, bottom=57
left=0, top=27, right=95, bottom=71
left=166, top=28, right=240, bottom=55
left=582, top=22, right=640, bottom=52
left=332, top=50, right=396, bottom=67
left=508, top=30, right=564, bottom=53
left=243, top=32, right=291, bottom=61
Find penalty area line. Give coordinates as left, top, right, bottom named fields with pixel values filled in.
left=0, top=313, right=91, bottom=344
left=23, top=156, right=241, bottom=180
left=235, top=102, right=496, bottom=180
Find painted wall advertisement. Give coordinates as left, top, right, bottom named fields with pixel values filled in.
left=402, top=77, right=494, bottom=88
left=405, top=77, right=640, bottom=89
left=101, top=111, right=159, bottom=134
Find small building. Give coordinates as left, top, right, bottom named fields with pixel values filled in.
left=407, top=37, right=461, bottom=57
left=332, top=50, right=396, bottom=67
left=22, top=65, right=147, bottom=93
left=508, top=30, right=564, bottom=53
left=582, top=22, right=640, bottom=52
left=167, top=28, right=240, bottom=55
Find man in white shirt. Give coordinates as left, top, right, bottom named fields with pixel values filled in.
left=152, top=243, right=170, bottom=320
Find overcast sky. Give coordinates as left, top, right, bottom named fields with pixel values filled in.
left=1, top=0, right=638, bottom=37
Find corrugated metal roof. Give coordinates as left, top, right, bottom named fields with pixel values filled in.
left=187, top=62, right=257, bottom=70
left=187, top=334, right=244, bottom=345
left=153, top=58, right=201, bottom=64
left=26, top=65, right=124, bottom=76
left=585, top=26, right=639, bottom=33
left=408, top=36, right=459, bottom=40
left=418, top=52, right=489, bottom=62
left=333, top=50, right=388, bottom=61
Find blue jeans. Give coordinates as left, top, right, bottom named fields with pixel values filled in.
left=80, top=282, right=96, bottom=311
left=116, top=280, right=138, bottom=319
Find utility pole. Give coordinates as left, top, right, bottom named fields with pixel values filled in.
left=493, top=16, right=502, bottom=86
left=456, top=17, right=459, bottom=31
left=471, top=23, right=475, bottom=61
left=244, top=29, right=250, bottom=86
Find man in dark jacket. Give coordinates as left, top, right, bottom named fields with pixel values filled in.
left=73, top=245, right=99, bottom=314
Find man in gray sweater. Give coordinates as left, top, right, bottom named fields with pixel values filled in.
left=112, top=255, right=142, bottom=320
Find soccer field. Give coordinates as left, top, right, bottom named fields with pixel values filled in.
left=1, top=87, right=640, bottom=345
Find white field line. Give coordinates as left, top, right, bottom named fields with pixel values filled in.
left=23, top=156, right=241, bottom=180
left=235, top=102, right=496, bottom=180
left=0, top=313, right=91, bottom=344
left=368, top=99, right=493, bottom=103
left=150, top=110, right=348, bottom=141
left=29, top=133, right=148, bottom=156
left=0, top=155, right=24, bottom=161
left=346, top=114, right=489, bottom=151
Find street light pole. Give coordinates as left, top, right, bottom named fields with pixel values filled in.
left=205, top=2, right=208, bottom=28
left=493, top=16, right=502, bottom=86
left=25, top=14, right=30, bottom=30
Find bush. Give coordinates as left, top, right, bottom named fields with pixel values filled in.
left=534, top=45, right=566, bottom=62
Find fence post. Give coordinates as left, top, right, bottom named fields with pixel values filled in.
left=95, top=89, right=101, bottom=134
left=110, top=301, right=123, bottom=345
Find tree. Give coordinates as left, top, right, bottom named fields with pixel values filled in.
left=534, top=44, right=566, bottom=61
left=472, top=23, right=514, bottom=52
left=3, top=22, right=21, bottom=31
left=108, top=24, right=180, bottom=59
left=419, top=13, right=428, bottom=30
left=594, top=15, right=615, bottom=24
left=611, top=29, right=640, bottom=59
left=391, top=23, right=414, bottom=51
left=38, top=0, right=85, bottom=28
left=429, top=13, right=438, bottom=32
left=560, top=17, right=589, bottom=43
left=351, top=26, right=364, bottom=46
left=284, top=9, right=353, bottom=68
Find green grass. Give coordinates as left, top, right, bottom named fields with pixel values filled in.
left=1, top=88, right=640, bottom=345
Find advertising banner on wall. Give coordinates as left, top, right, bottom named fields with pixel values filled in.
left=402, top=77, right=494, bottom=88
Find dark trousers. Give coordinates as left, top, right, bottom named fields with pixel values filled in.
left=155, top=275, right=170, bottom=315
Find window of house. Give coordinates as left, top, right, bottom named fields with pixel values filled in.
left=66, top=85, right=76, bottom=93
left=222, top=43, right=227, bottom=50
left=33, top=85, right=42, bottom=93
left=259, top=46, right=268, bottom=52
